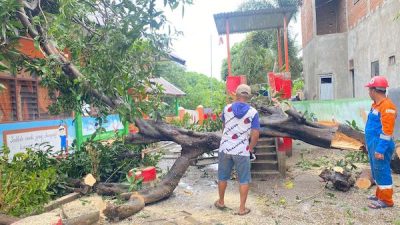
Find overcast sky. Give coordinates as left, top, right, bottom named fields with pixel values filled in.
left=163, top=1, right=301, bottom=80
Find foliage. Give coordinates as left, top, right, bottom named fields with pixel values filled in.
left=0, top=146, right=57, bottom=216
left=221, top=0, right=302, bottom=83
left=171, top=113, right=223, bottom=132
left=292, top=77, right=304, bottom=95
left=126, top=169, right=144, bottom=192
left=344, top=151, right=369, bottom=164
left=0, top=0, right=192, bottom=122
left=302, top=110, right=317, bottom=122
left=296, top=152, right=331, bottom=170
left=57, top=133, right=158, bottom=184
left=155, top=62, right=226, bottom=111
left=345, top=120, right=363, bottom=132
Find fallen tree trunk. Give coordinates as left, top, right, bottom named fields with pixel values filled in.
left=391, top=143, right=400, bottom=174
left=98, top=107, right=367, bottom=220
left=0, top=214, right=19, bottom=225
left=355, top=168, right=374, bottom=189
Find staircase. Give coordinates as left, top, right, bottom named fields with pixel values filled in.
left=251, top=137, right=286, bottom=180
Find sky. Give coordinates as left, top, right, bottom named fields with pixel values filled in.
left=163, top=0, right=302, bottom=80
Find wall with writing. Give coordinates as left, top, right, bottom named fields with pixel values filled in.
left=0, top=118, right=76, bottom=157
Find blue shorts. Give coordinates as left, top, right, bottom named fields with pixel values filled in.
left=218, top=151, right=251, bottom=184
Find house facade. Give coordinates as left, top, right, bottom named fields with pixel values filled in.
left=301, top=0, right=400, bottom=100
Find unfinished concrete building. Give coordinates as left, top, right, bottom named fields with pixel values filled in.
left=301, top=0, right=400, bottom=100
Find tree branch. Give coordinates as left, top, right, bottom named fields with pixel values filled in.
left=16, top=0, right=120, bottom=108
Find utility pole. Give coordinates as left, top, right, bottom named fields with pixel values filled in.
left=210, top=34, right=213, bottom=106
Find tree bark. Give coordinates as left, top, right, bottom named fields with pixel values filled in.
left=391, top=143, right=400, bottom=174
left=355, top=169, right=374, bottom=189
left=98, top=107, right=367, bottom=220
left=0, top=214, right=19, bottom=225
left=319, top=168, right=355, bottom=192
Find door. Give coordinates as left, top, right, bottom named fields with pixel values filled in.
left=320, top=75, right=333, bottom=100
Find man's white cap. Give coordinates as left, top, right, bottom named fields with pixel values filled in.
left=236, top=84, right=251, bottom=95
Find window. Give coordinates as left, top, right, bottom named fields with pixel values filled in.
left=371, top=61, right=379, bottom=77
left=389, top=55, right=396, bottom=66
left=349, top=59, right=354, bottom=70
left=0, top=76, right=65, bottom=123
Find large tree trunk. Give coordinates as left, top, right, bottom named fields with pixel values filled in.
left=98, top=106, right=366, bottom=220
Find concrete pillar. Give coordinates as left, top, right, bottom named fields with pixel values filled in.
left=196, top=105, right=204, bottom=125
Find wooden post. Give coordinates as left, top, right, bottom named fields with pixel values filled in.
left=283, top=15, right=290, bottom=72
left=226, top=19, right=232, bottom=77
left=277, top=29, right=283, bottom=69
left=276, top=138, right=286, bottom=176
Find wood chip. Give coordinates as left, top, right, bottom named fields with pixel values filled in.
left=83, top=174, right=96, bottom=187
left=333, top=167, right=344, bottom=174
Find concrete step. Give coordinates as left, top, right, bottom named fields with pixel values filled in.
left=257, top=138, right=275, bottom=146
left=254, top=145, right=276, bottom=153
left=251, top=170, right=280, bottom=180
left=251, top=160, right=278, bottom=171
left=254, top=152, right=277, bottom=160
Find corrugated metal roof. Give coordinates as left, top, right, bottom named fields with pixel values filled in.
left=149, top=77, right=186, bottom=97
left=213, top=7, right=297, bottom=35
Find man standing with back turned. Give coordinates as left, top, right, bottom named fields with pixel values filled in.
left=365, top=75, right=397, bottom=209
left=214, top=84, right=260, bottom=215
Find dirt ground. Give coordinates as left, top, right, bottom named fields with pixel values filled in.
left=19, top=141, right=399, bottom=225
left=107, top=141, right=400, bottom=225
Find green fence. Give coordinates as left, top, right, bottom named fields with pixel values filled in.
left=292, top=98, right=372, bottom=129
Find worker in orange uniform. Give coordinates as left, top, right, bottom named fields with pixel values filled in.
left=365, top=76, right=397, bottom=209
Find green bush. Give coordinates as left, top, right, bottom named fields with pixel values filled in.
left=57, top=132, right=161, bottom=186
left=0, top=146, right=57, bottom=216
left=0, top=131, right=164, bottom=216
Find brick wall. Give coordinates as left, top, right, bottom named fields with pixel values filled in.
left=316, top=0, right=338, bottom=35
left=301, top=0, right=314, bottom=47
left=337, top=0, right=348, bottom=33
left=370, top=0, right=384, bottom=11
left=302, top=0, right=387, bottom=42
left=348, top=0, right=368, bottom=28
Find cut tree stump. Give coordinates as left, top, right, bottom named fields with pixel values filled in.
left=391, top=143, right=400, bottom=174
left=319, top=168, right=355, bottom=192
left=355, top=169, right=374, bottom=189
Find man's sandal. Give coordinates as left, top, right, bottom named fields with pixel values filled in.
left=214, top=200, right=227, bottom=210
left=368, top=200, right=391, bottom=209
left=367, top=195, right=378, bottom=201
left=233, top=208, right=251, bottom=216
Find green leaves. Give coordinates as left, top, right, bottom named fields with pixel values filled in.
left=2, top=0, right=191, bottom=122
left=156, top=62, right=226, bottom=111
left=0, top=146, right=57, bottom=216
